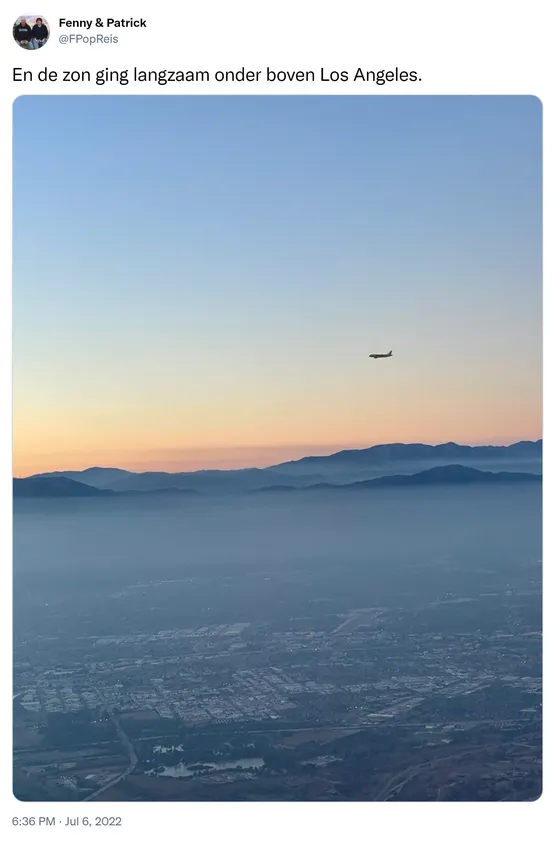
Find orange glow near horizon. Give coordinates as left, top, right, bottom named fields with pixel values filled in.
left=13, top=371, right=542, bottom=476
left=13, top=365, right=542, bottom=475
left=13, top=422, right=542, bottom=477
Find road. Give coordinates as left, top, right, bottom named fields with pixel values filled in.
left=83, top=707, right=138, bottom=802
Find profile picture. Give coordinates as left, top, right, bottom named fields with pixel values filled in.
left=13, top=15, right=50, bottom=49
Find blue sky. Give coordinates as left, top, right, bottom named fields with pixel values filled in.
left=13, top=96, right=542, bottom=473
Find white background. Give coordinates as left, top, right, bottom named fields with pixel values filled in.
left=1, top=2, right=551, bottom=839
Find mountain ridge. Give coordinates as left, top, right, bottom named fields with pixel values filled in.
left=21, top=439, right=542, bottom=494
left=270, top=439, right=542, bottom=469
left=14, top=464, right=542, bottom=499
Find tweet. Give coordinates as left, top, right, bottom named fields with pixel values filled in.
left=3, top=2, right=551, bottom=840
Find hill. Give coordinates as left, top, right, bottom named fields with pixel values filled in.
left=304, top=465, right=542, bottom=492
left=13, top=477, right=114, bottom=498
left=27, top=466, right=325, bottom=494
left=29, top=467, right=132, bottom=489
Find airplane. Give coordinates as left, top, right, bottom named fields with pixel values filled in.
left=368, top=350, right=393, bottom=359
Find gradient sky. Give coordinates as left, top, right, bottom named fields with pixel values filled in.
left=13, top=96, right=542, bottom=476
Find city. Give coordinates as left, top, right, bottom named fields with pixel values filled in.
left=14, top=545, right=542, bottom=801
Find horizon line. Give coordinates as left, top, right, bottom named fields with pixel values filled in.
left=16, top=436, right=543, bottom=479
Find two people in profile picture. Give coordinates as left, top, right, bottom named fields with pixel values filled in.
left=13, top=16, right=49, bottom=50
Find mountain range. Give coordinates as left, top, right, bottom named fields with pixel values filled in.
left=14, top=440, right=542, bottom=498
left=261, top=465, right=542, bottom=493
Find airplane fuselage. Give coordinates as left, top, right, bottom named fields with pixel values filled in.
left=369, top=351, right=393, bottom=359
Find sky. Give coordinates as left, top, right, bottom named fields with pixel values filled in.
left=13, top=96, right=542, bottom=476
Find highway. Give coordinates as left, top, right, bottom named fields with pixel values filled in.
left=83, top=704, right=138, bottom=802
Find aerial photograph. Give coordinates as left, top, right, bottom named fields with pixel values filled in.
left=12, top=95, right=542, bottom=802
